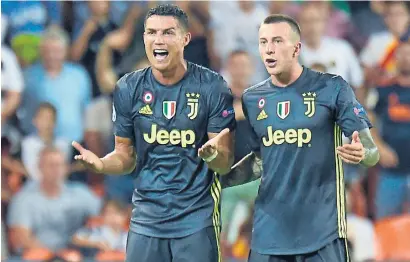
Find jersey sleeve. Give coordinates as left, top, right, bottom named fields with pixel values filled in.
left=207, top=77, right=236, bottom=133
left=334, top=77, right=373, bottom=137
left=242, top=95, right=261, bottom=153
left=112, top=77, right=135, bottom=140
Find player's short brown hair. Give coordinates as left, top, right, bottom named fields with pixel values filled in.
left=262, top=14, right=301, bottom=38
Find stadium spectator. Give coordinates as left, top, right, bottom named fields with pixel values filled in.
left=232, top=1, right=269, bottom=84
left=7, top=146, right=101, bottom=255
left=220, top=50, right=257, bottom=254
left=71, top=1, right=137, bottom=41
left=95, top=4, right=147, bottom=95
left=351, top=1, right=387, bottom=42
left=298, top=3, right=364, bottom=91
left=70, top=1, right=118, bottom=98
left=177, top=1, right=213, bottom=69
left=1, top=1, right=62, bottom=67
left=72, top=199, right=128, bottom=255
left=21, top=103, right=71, bottom=180
left=1, top=15, right=25, bottom=155
left=367, top=38, right=410, bottom=220
left=360, top=1, right=410, bottom=86
left=19, top=26, right=92, bottom=143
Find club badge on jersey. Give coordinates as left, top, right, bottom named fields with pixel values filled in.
left=303, top=92, right=316, bottom=118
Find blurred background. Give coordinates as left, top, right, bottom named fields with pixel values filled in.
left=1, top=1, right=410, bottom=261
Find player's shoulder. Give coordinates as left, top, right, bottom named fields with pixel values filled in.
left=115, top=67, right=150, bottom=93
left=117, top=67, right=150, bottom=87
left=188, top=62, right=225, bottom=85
left=242, top=78, right=271, bottom=98
left=308, top=68, right=348, bottom=91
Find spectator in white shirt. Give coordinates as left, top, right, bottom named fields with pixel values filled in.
left=21, top=102, right=71, bottom=180
left=298, top=3, right=364, bottom=91
left=1, top=15, right=24, bottom=154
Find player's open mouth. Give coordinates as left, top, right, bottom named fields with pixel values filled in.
left=153, top=49, right=169, bottom=62
left=266, top=58, right=277, bottom=67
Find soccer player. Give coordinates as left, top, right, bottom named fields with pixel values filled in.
left=231, top=15, right=380, bottom=261
left=72, top=4, right=236, bottom=262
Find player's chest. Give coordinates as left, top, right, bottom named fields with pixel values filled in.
left=247, top=90, right=332, bottom=136
left=132, top=87, right=208, bottom=132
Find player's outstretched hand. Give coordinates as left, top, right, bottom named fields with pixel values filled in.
left=198, top=128, right=230, bottom=162
left=72, top=141, right=104, bottom=173
left=336, top=131, right=365, bottom=164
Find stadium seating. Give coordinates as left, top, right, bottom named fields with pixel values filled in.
left=375, top=214, right=410, bottom=261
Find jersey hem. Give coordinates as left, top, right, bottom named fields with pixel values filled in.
left=251, top=234, right=341, bottom=255
left=128, top=221, right=219, bottom=239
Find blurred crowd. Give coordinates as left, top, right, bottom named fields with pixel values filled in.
left=1, top=1, right=410, bottom=262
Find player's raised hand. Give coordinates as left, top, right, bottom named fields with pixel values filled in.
left=336, top=131, right=366, bottom=164
left=198, top=128, right=230, bottom=162
left=72, top=141, right=104, bottom=173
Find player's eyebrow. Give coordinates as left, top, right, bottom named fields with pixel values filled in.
left=145, top=27, right=177, bottom=33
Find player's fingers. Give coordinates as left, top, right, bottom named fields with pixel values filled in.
left=339, top=156, right=356, bottom=164
left=341, top=143, right=363, bottom=151
left=72, top=141, right=85, bottom=153
left=337, top=151, right=362, bottom=163
left=337, top=147, right=364, bottom=158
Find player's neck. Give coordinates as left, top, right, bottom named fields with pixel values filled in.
left=271, top=64, right=303, bottom=88
left=152, top=60, right=188, bottom=86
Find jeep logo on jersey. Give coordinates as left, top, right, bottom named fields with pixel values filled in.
left=143, top=124, right=195, bottom=147
left=262, top=127, right=312, bottom=147
left=186, top=93, right=200, bottom=120
left=163, top=101, right=176, bottom=119
left=277, top=101, right=290, bottom=119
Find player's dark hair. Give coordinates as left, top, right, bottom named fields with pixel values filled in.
left=145, top=4, right=189, bottom=31
left=262, top=14, right=301, bottom=38
left=36, top=102, right=57, bottom=119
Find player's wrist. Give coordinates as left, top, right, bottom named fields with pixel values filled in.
left=202, top=150, right=219, bottom=163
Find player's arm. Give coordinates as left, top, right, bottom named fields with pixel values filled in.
left=200, top=77, right=236, bottom=175
left=222, top=151, right=262, bottom=188
left=199, top=129, right=234, bottom=175
left=333, top=77, right=380, bottom=167
left=73, top=76, right=137, bottom=175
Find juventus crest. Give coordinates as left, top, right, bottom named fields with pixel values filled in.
left=303, top=92, right=316, bottom=118
left=186, top=93, right=200, bottom=120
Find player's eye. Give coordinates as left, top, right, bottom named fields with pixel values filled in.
left=274, top=39, right=282, bottom=44
left=146, top=31, right=155, bottom=35
left=164, top=31, right=175, bottom=35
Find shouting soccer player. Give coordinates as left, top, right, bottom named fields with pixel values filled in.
left=72, top=4, right=235, bottom=262
left=231, top=15, right=379, bottom=262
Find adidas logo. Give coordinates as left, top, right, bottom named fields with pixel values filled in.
left=257, top=110, right=268, bottom=120
left=139, top=105, right=153, bottom=115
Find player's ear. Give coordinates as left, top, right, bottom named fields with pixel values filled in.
left=293, top=42, right=302, bottom=58
left=183, top=32, right=191, bottom=47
